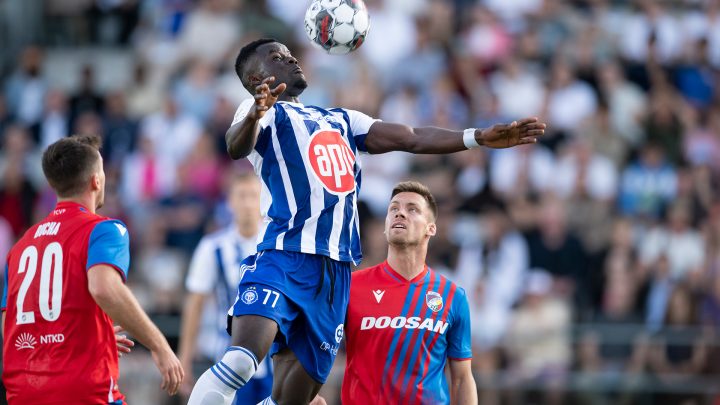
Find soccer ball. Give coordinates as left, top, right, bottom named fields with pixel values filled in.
left=304, top=0, right=370, bottom=55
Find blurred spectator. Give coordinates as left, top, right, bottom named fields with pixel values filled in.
left=157, top=165, right=208, bottom=253
left=489, top=144, right=554, bottom=200
left=552, top=137, right=618, bottom=202
left=675, top=38, right=715, bottom=109
left=139, top=97, right=201, bottom=170
left=649, top=286, right=708, bottom=405
left=526, top=196, right=590, bottom=313
left=33, top=89, right=69, bottom=150
left=126, top=63, right=164, bottom=119
left=620, top=1, right=683, bottom=64
left=618, top=142, right=677, bottom=220
left=596, top=60, right=648, bottom=148
left=103, top=90, right=138, bottom=167
left=177, top=0, right=240, bottom=67
left=643, top=90, right=684, bottom=165
left=505, top=270, right=571, bottom=405
left=173, top=60, right=218, bottom=123
left=463, top=5, right=513, bottom=67
left=120, top=135, right=176, bottom=213
left=456, top=202, right=528, bottom=361
left=639, top=204, right=705, bottom=282
left=579, top=103, right=630, bottom=168
left=546, top=61, right=598, bottom=135
left=4, top=46, right=47, bottom=126
left=0, top=157, right=37, bottom=239
left=489, top=57, right=546, bottom=119
left=69, top=64, right=105, bottom=128
left=683, top=108, right=720, bottom=173
left=180, top=132, right=223, bottom=203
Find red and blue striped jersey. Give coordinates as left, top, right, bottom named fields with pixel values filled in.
left=342, top=261, right=472, bottom=405
left=2, top=202, right=129, bottom=404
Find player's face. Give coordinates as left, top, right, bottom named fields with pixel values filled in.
left=228, top=177, right=261, bottom=226
left=385, top=192, right=436, bottom=247
left=255, top=42, right=307, bottom=96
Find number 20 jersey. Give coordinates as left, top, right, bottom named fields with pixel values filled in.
left=2, top=201, right=130, bottom=404
left=232, top=99, right=378, bottom=265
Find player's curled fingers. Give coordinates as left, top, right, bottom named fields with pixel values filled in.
left=519, top=137, right=537, bottom=144
left=270, top=82, right=287, bottom=97
left=261, top=76, right=276, bottom=85
left=113, top=325, right=124, bottom=333
left=517, top=117, right=538, bottom=126
left=254, top=93, right=267, bottom=100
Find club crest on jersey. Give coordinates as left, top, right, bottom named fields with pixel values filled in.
left=15, top=333, right=36, bottom=350
left=307, top=129, right=356, bottom=195
left=426, top=291, right=443, bottom=312
left=241, top=287, right=259, bottom=305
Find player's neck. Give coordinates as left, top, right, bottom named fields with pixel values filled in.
left=279, top=94, right=300, bottom=103
left=386, top=246, right=427, bottom=281
left=57, top=196, right=96, bottom=214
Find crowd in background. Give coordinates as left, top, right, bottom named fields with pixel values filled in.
left=2, top=0, right=720, bottom=404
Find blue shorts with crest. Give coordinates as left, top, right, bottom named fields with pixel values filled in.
left=228, top=249, right=350, bottom=383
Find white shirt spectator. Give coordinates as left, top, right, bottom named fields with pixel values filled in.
left=548, top=80, right=598, bottom=132
left=490, top=145, right=555, bottom=196
left=489, top=66, right=546, bottom=119
left=140, top=107, right=202, bottom=169
left=456, top=230, right=528, bottom=349
left=553, top=151, right=618, bottom=201
left=620, top=11, right=683, bottom=64
left=639, top=227, right=705, bottom=279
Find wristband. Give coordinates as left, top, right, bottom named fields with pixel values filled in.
left=463, top=128, right=481, bottom=149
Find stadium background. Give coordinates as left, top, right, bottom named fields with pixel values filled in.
left=2, top=0, right=720, bottom=404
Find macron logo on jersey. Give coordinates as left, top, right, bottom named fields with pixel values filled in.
left=372, top=290, right=385, bottom=303
left=114, top=223, right=127, bottom=236
left=360, top=316, right=449, bottom=335
left=34, top=222, right=60, bottom=238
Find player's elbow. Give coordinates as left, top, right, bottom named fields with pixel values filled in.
left=87, top=267, right=122, bottom=306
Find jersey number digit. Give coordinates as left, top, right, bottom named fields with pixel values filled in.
left=262, top=288, right=280, bottom=308
left=16, top=242, right=63, bottom=325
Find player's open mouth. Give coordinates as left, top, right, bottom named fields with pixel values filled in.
left=293, top=67, right=304, bottom=75
left=391, top=223, right=406, bottom=229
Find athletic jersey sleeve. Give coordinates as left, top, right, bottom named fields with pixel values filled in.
left=345, top=109, right=380, bottom=153
left=231, top=98, right=275, bottom=128
left=86, top=220, right=131, bottom=281
left=1, top=264, right=7, bottom=311
left=447, top=287, right=472, bottom=360
left=185, top=237, right=218, bottom=294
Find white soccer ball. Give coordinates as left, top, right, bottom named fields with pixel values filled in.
left=304, top=0, right=370, bottom=55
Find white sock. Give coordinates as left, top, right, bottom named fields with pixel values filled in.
left=188, top=346, right=259, bottom=405
left=256, top=397, right=278, bottom=405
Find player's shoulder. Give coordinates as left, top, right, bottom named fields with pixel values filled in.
left=89, top=218, right=129, bottom=240
left=429, top=268, right=468, bottom=298
left=351, top=262, right=385, bottom=281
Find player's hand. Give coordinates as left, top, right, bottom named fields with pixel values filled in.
left=151, top=347, right=185, bottom=396
left=114, top=325, right=135, bottom=357
left=477, top=117, right=546, bottom=149
left=249, top=76, right=286, bottom=120
left=309, top=395, right=328, bottom=405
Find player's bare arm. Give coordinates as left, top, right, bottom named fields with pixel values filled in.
left=364, top=118, right=546, bottom=154
left=88, top=264, right=184, bottom=395
left=226, top=76, right=287, bottom=159
left=177, top=292, right=207, bottom=395
left=449, top=359, right=478, bottom=405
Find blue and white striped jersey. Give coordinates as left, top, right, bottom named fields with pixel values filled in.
left=185, top=226, right=257, bottom=360
left=232, top=99, right=378, bottom=264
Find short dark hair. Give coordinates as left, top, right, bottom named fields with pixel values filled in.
left=235, top=38, right=278, bottom=90
left=391, top=181, right=438, bottom=220
left=42, top=134, right=102, bottom=197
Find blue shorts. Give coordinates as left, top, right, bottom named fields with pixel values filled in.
left=228, top=250, right=350, bottom=383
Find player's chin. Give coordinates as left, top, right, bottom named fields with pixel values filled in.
left=294, top=76, right=308, bottom=90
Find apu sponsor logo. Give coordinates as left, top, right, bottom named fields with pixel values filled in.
left=34, top=222, right=60, bottom=238
left=335, top=324, right=344, bottom=343
left=307, top=129, right=356, bottom=195
left=360, top=316, right=449, bottom=335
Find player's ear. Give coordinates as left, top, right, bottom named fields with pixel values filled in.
left=90, top=172, right=101, bottom=191
left=426, top=222, right=436, bottom=237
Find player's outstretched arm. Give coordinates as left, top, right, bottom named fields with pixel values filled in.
left=226, top=76, right=286, bottom=159
left=364, top=118, right=546, bottom=154
left=88, top=265, right=184, bottom=395
left=449, top=359, right=478, bottom=405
